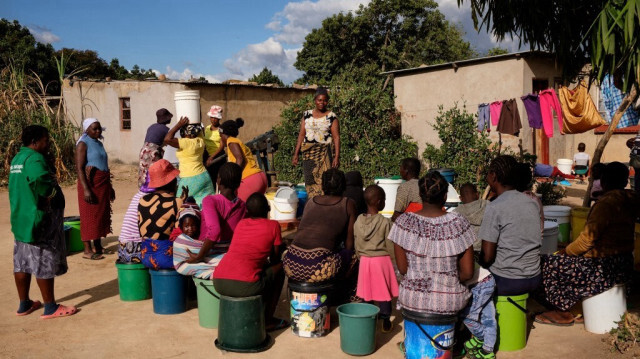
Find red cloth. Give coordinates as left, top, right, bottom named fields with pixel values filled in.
left=405, top=202, right=422, bottom=213
left=213, top=218, right=282, bottom=282
left=77, top=168, right=112, bottom=241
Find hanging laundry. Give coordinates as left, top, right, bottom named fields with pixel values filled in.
left=601, top=74, right=640, bottom=128
left=477, top=103, right=490, bottom=132
left=557, top=81, right=606, bottom=134
left=539, top=88, right=563, bottom=138
left=497, top=99, right=522, bottom=136
left=489, top=101, right=503, bottom=126
left=521, top=94, right=543, bottom=129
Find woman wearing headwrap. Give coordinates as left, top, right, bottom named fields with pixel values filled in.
left=207, top=118, right=267, bottom=201
left=292, top=87, right=340, bottom=199
left=76, top=118, right=114, bottom=260
left=137, top=108, right=172, bottom=188
left=204, top=105, right=226, bottom=184
left=164, top=117, right=215, bottom=207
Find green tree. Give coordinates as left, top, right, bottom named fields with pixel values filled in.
left=486, top=47, right=509, bottom=56
left=55, top=48, right=110, bottom=79
left=422, top=104, right=499, bottom=189
left=108, top=58, right=129, bottom=79
left=294, top=0, right=475, bottom=85
left=459, top=0, right=640, bottom=205
left=249, top=67, right=284, bottom=86
left=129, top=64, right=157, bottom=80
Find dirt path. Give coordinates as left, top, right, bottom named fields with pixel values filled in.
left=0, top=166, right=635, bottom=358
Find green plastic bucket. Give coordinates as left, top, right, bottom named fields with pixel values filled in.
left=63, top=216, right=84, bottom=253
left=337, top=303, right=380, bottom=356
left=215, top=294, right=272, bottom=353
left=194, top=277, right=220, bottom=329
left=496, top=293, right=529, bottom=351
left=115, top=261, right=151, bottom=301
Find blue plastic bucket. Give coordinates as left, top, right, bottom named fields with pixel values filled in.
left=433, top=168, right=456, bottom=184
left=402, top=310, right=456, bottom=359
left=149, top=269, right=187, bottom=315
left=296, top=190, right=308, bottom=218
left=288, top=281, right=333, bottom=338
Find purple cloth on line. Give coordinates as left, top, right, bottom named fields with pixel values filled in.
left=144, top=123, right=169, bottom=146
left=521, top=94, right=543, bottom=129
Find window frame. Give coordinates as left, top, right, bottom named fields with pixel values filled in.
left=120, top=97, right=131, bottom=130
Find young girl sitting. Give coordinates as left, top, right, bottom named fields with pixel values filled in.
left=213, top=193, right=288, bottom=331
left=354, top=185, right=399, bottom=332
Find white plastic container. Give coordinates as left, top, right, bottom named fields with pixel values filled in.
left=376, top=178, right=403, bottom=218
left=541, top=221, right=559, bottom=255
left=556, top=158, right=573, bottom=175
left=272, top=187, right=299, bottom=220
left=174, top=90, right=201, bottom=124
left=543, top=205, right=571, bottom=244
left=583, top=284, right=626, bottom=334
left=445, top=183, right=461, bottom=212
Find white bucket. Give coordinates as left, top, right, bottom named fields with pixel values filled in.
left=543, top=205, right=571, bottom=244
left=445, top=183, right=461, bottom=213
left=272, top=187, right=298, bottom=220
left=376, top=178, right=403, bottom=218
left=583, top=284, right=626, bottom=334
left=541, top=221, right=559, bottom=255
left=557, top=158, right=573, bottom=175
left=174, top=90, right=201, bottom=124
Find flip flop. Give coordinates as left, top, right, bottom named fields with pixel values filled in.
left=534, top=313, right=574, bottom=326
left=16, top=300, right=42, bottom=316
left=266, top=318, right=290, bottom=332
left=83, top=253, right=105, bottom=260
left=40, top=304, right=77, bottom=320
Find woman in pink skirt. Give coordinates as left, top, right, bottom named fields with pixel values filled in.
left=354, top=184, right=399, bottom=332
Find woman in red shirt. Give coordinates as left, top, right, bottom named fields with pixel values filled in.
left=213, top=193, right=287, bottom=331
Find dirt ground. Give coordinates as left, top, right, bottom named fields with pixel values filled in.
left=0, top=164, right=637, bottom=358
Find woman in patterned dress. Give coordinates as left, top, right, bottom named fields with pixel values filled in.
left=390, top=171, right=475, bottom=314
left=292, top=87, right=340, bottom=199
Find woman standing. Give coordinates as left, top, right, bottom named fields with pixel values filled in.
left=164, top=117, right=214, bottom=207
left=292, top=88, right=340, bottom=199
left=76, top=118, right=114, bottom=260
left=138, top=108, right=172, bottom=188
left=208, top=118, right=267, bottom=201
left=204, top=105, right=226, bottom=184
left=10, top=125, right=77, bottom=319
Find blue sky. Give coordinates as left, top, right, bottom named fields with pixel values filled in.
left=3, top=0, right=517, bottom=83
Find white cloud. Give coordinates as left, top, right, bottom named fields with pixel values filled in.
left=157, top=66, right=224, bottom=84
left=27, top=25, right=60, bottom=44
left=223, top=37, right=301, bottom=83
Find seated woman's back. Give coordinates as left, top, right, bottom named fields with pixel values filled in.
left=293, top=195, right=350, bottom=251
left=138, top=191, right=182, bottom=240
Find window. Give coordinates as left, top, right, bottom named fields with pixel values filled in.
left=120, top=97, right=131, bottom=130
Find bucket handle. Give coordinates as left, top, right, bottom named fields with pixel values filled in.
left=507, top=297, right=528, bottom=314
left=199, top=281, right=220, bottom=300
left=415, top=322, right=456, bottom=351
left=273, top=201, right=295, bottom=214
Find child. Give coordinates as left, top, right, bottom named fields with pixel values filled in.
left=460, top=264, right=496, bottom=359
left=355, top=185, right=399, bottom=332
left=213, top=193, right=287, bottom=331
left=454, top=183, right=488, bottom=251
left=573, top=142, right=590, bottom=182
left=345, top=170, right=366, bottom=215
left=590, top=163, right=606, bottom=202
left=392, top=158, right=422, bottom=221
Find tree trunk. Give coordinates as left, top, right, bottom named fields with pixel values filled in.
left=582, top=85, right=638, bottom=206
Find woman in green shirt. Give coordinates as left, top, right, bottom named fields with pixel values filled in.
left=9, top=125, right=77, bottom=319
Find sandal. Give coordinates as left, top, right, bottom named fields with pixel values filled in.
left=40, top=304, right=77, bottom=320
left=83, top=253, right=105, bottom=260
left=534, top=313, right=574, bottom=326
left=16, top=300, right=42, bottom=316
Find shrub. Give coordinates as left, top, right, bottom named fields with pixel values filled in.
left=535, top=182, right=567, bottom=206
left=422, top=103, right=499, bottom=189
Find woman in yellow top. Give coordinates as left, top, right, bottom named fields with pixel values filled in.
left=204, top=105, right=226, bottom=184
left=164, top=117, right=215, bottom=206
left=209, top=118, right=266, bottom=201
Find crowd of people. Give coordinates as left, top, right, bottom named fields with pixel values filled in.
left=7, top=88, right=640, bottom=358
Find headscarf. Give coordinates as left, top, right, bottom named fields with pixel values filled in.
left=179, top=124, right=202, bottom=138
left=178, top=199, right=201, bottom=225
left=76, top=118, right=105, bottom=145
left=207, top=105, right=223, bottom=119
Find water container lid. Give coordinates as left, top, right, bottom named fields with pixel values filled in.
left=275, top=187, right=297, bottom=201
left=543, top=205, right=571, bottom=215
left=544, top=221, right=559, bottom=230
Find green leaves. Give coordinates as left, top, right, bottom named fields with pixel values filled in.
left=248, top=67, right=284, bottom=86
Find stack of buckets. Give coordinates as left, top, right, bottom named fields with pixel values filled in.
left=543, top=206, right=571, bottom=244
left=376, top=176, right=403, bottom=218
left=541, top=221, right=559, bottom=255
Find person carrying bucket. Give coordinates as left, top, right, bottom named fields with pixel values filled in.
left=354, top=185, right=399, bottom=333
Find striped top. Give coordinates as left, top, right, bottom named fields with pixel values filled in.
left=389, top=212, right=475, bottom=314
left=119, top=191, right=145, bottom=243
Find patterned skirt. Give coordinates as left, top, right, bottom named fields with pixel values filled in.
left=140, top=238, right=174, bottom=270
left=541, top=253, right=633, bottom=311
left=14, top=206, right=68, bottom=279
left=173, top=234, right=226, bottom=280
left=176, top=171, right=215, bottom=207
left=138, top=142, right=164, bottom=188
left=118, top=241, right=142, bottom=264
left=301, top=143, right=332, bottom=199
left=77, top=168, right=112, bottom=241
